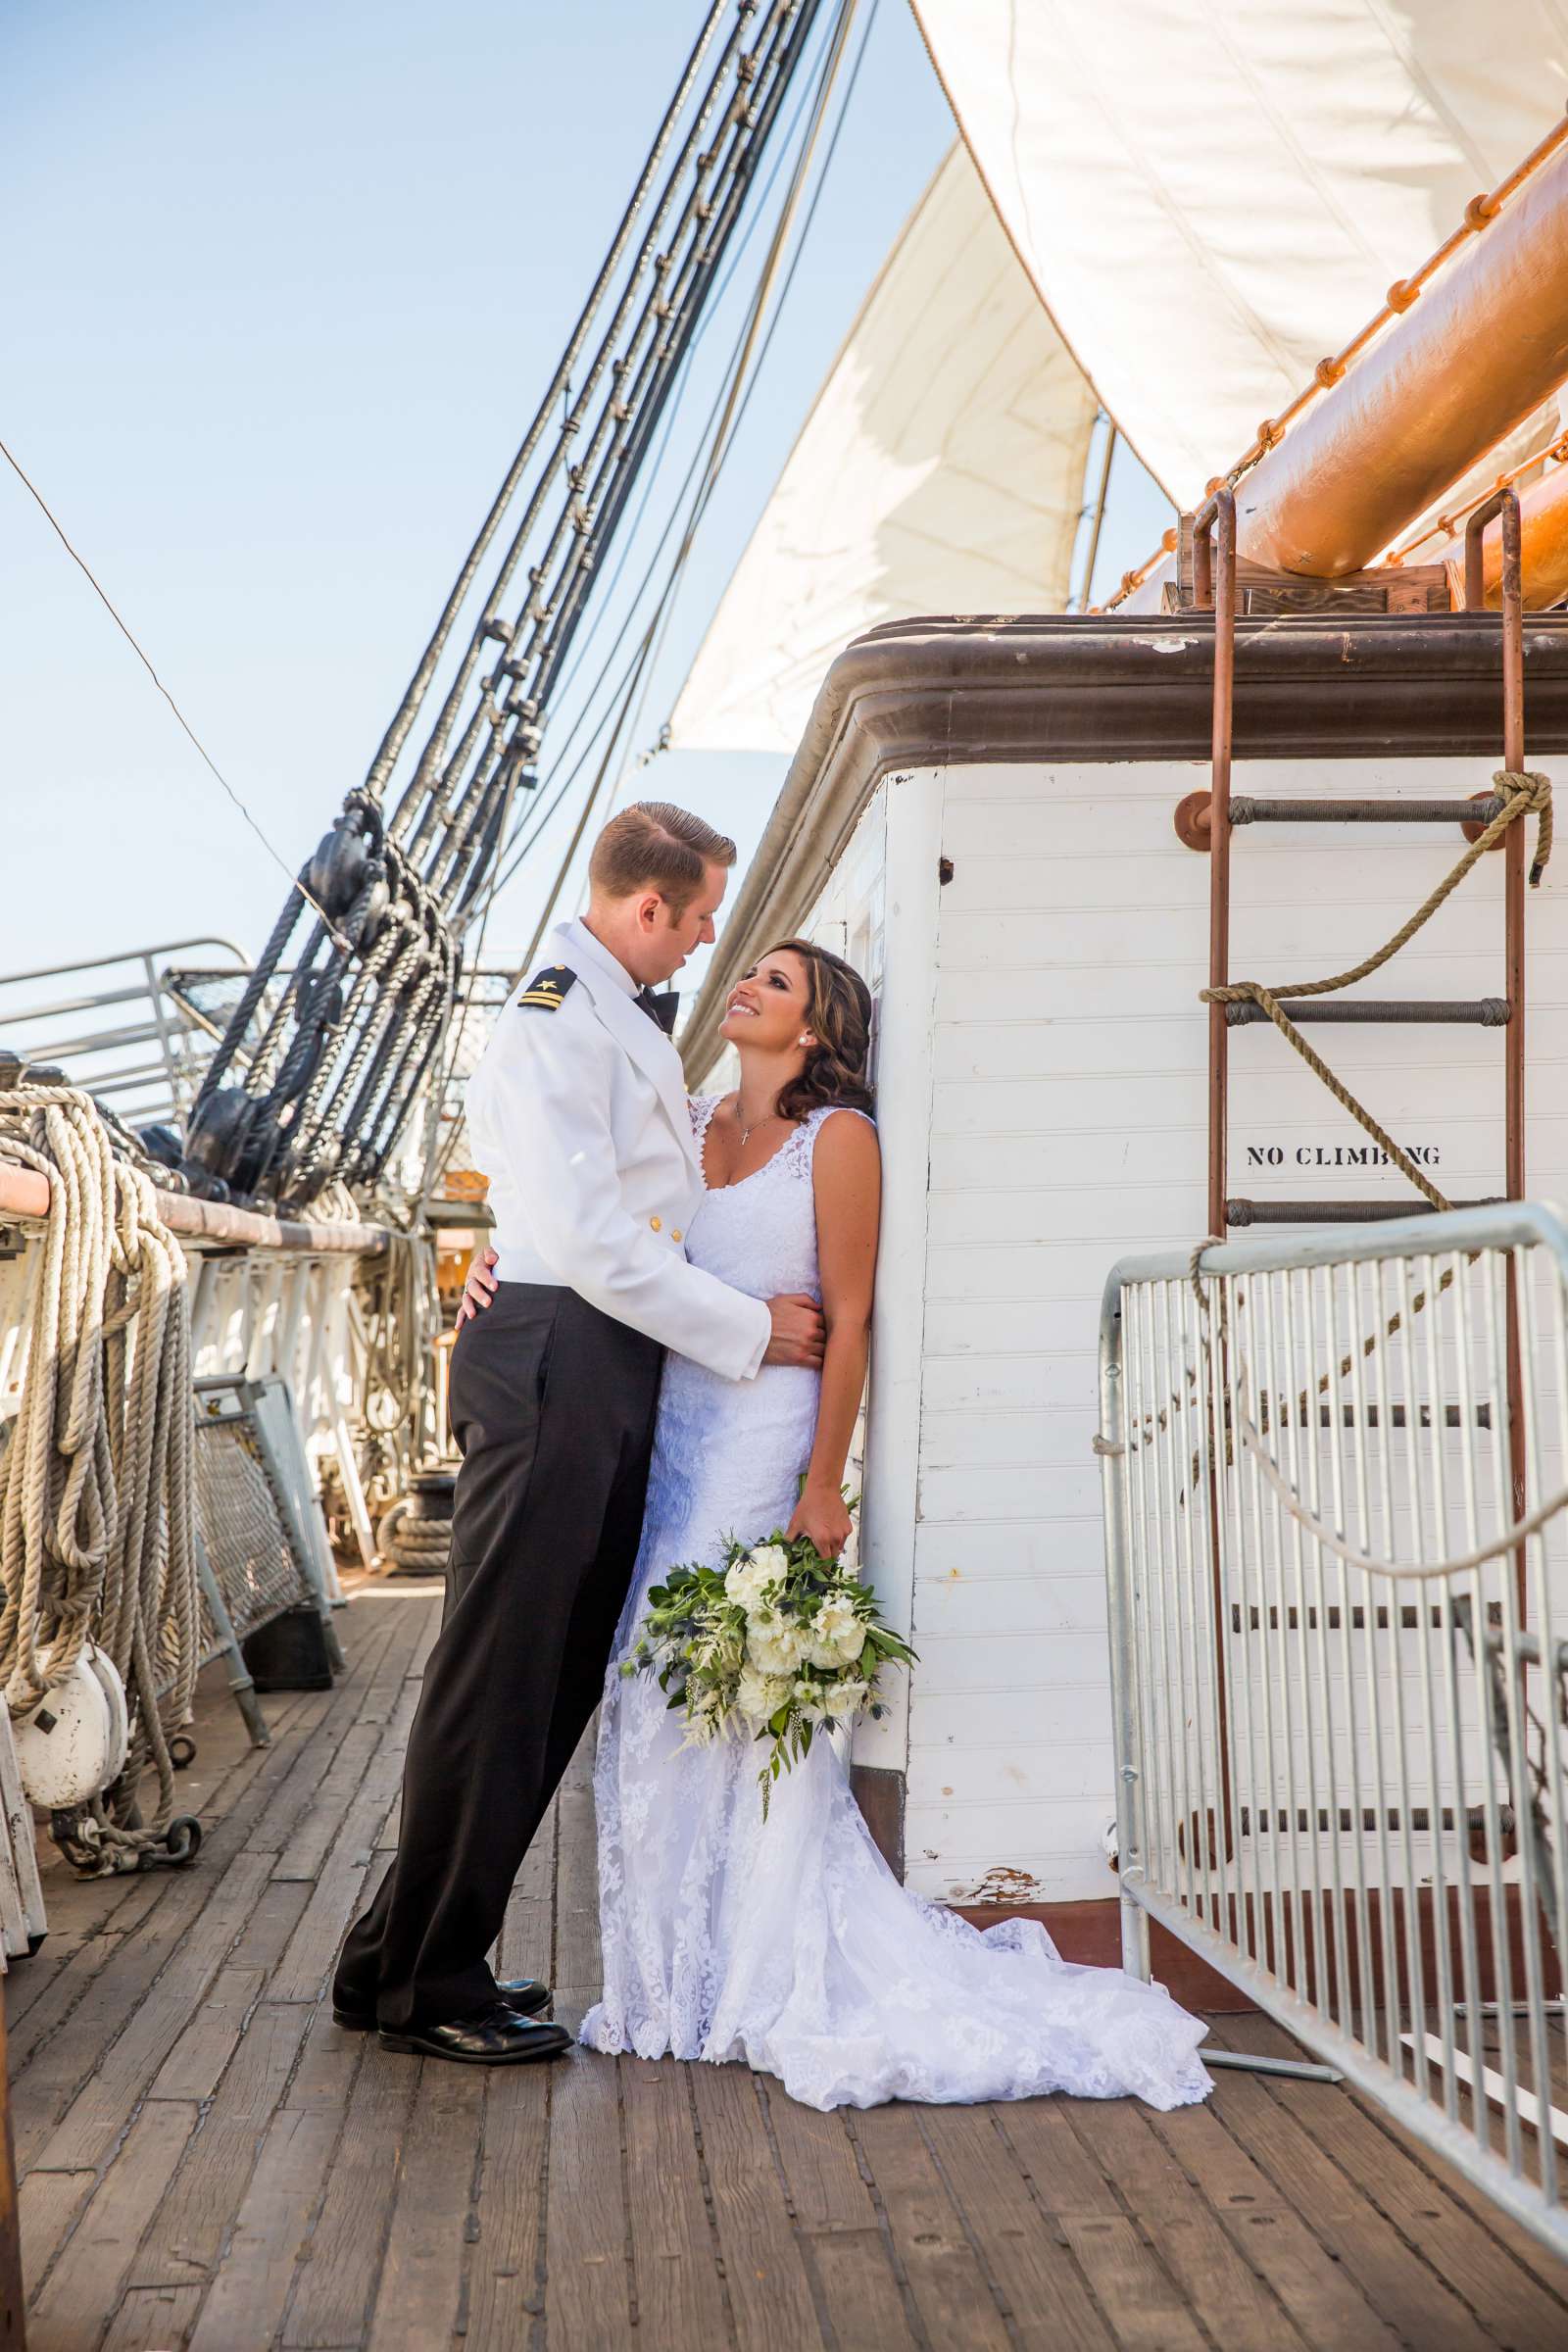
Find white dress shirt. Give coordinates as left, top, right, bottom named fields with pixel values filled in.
left=463, top=917, right=770, bottom=1383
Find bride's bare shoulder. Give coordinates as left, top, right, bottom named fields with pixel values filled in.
left=810, top=1105, right=879, bottom=1174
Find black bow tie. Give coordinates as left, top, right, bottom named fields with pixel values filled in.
left=635, top=986, right=680, bottom=1037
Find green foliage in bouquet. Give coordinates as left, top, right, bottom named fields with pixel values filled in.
left=621, top=1511, right=916, bottom=1818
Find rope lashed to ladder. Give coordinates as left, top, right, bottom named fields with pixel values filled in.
left=0, top=1082, right=199, bottom=1870
left=1202, top=769, right=1553, bottom=1214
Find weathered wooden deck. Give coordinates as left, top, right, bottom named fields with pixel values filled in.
left=8, top=1583, right=1568, bottom=2351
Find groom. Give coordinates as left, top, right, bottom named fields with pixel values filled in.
left=332, top=802, right=826, bottom=2063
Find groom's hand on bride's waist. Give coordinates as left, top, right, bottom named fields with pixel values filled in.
left=457, top=1246, right=501, bottom=1328
left=764, top=1294, right=825, bottom=1369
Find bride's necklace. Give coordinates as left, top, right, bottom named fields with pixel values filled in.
left=735, top=1096, right=782, bottom=1150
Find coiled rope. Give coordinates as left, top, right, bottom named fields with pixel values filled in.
left=1203, top=769, right=1553, bottom=1213
left=0, top=1081, right=199, bottom=1871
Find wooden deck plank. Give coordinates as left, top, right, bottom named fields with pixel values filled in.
left=1196, top=2032, right=1478, bottom=2351
left=621, top=2054, right=732, bottom=2349
left=364, top=2057, right=483, bottom=2352
left=29, top=1850, right=275, bottom=2175
left=101, top=2285, right=205, bottom=2350
left=6, top=1699, right=325, bottom=2095
left=279, top=1998, right=364, bottom=2121
left=917, top=2104, right=1117, bottom=2352
left=849, top=2102, right=1011, bottom=2352
left=690, top=2063, right=823, bottom=2352
left=148, top=1964, right=267, bottom=2103
left=130, top=2001, right=314, bottom=2291
left=543, top=2053, right=634, bottom=2349
left=184, top=2109, right=340, bottom=2352
left=10, top=1701, right=337, bottom=2171
left=1210, top=2015, right=1568, bottom=2343
left=1064, top=2095, right=1307, bottom=2352
left=761, top=2082, right=919, bottom=2352
left=17, top=2168, right=94, bottom=2306
left=550, top=1746, right=601, bottom=2037
left=456, top=2066, right=550, bottom=2352
left=26, top=2099, right=197, bottom=2352
left=267, top=1685, right=418, bottom=2007
left=280, top=2039, right=414, bottom=2348
left=997, top=2098, right=1209, bottom=2352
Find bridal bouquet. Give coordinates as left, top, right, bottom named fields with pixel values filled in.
left=621, top=1518, right=916, bottom=1816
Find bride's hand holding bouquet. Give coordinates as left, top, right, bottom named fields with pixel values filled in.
left=622, top=1499, right=915, bottom=1816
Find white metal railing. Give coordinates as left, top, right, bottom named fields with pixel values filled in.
left=1099, top=1202, right=1568, bottom=2259
left=0, top=938, right=256, bottom=1129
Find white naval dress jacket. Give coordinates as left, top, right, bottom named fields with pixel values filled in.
left=463, top=918, right=770, bottom=1384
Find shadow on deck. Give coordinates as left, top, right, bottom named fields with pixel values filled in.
left=9, top=1586, right=1568, bottom=2350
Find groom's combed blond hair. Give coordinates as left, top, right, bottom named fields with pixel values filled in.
left=589, top=802, right=736, bottom=913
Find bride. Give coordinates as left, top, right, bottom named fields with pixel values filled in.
left=470, top=937, right=1211, bottom=2114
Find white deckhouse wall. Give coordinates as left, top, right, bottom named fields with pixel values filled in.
left=686, top=616, right=1568, bottom=1916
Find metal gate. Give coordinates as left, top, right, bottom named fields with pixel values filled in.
left=1099, top=1202, right=1568, bottom=2257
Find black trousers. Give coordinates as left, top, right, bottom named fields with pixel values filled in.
left=334, top=1283, right=663, bottom=2030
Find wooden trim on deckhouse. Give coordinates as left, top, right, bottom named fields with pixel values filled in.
left=683, top=611, right=1568, bottom=1081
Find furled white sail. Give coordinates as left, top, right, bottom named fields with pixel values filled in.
left=907, top=0, right=1568, bottom=511
left=669, top=140, right=1098, bottom=755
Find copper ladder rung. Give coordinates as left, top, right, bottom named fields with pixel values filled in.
left=1230, top=793, right=1502, bottom=824
left=1226, top=1196, right=1504, bottom=1227
left=1223, top=997, right=1509, bottom=1027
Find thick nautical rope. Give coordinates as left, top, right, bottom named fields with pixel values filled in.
left=0, top=1083, right=198, bottom=1866
left=1202, top=769, right=1553, bottom=1213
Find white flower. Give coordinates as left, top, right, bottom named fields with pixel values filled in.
left=746, top=1604, right=811, bottom=1674
left=747, top=1615, right=805, bottom=1677
left=725, top=1555, right=772, bottom=1609
left=735, top=1665, right=793, bottom=1726
left=749, top=1543, right=791, bottom=1584
left=803, top=1594, right=866, bottom=1671
left=792, top=1676, right=828, bottom=1725
left=819, top=1677, right=863, bottom=1722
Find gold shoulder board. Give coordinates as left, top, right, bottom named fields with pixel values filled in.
left=517, top=965, right=577, bottom=1013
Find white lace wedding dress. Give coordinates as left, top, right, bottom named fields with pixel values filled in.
left=579, top=1099, right=1212, bottom=2113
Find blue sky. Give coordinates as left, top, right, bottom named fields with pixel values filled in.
left=3, top=0, right=1171, bottom=989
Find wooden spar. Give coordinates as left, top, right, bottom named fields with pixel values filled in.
left=0, top=1162, right=388, bottom=1255
left=1240, top=136, right=1568, bottom=576
left=1120, top=120, right=1568, bottom=605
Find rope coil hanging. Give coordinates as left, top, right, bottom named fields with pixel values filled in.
left=0, top=1080, right=200, bottom=1872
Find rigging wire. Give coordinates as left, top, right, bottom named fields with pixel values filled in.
left=514, top=0, right=875, bottom=960
left=423, top=0, right=872, bottom=1189
left=0, top=434, right=352, bottom=951
left=543, top=43, right=826, bottom=726
left=486, top=0, right=872, bottom=934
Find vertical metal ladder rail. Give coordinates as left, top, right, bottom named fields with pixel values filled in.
left=1193, top=486, right=1530, bottom=1241
left=1189, top=482, right=1535, bottom=1626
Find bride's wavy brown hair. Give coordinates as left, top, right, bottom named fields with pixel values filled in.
left=766, top=939, right=875, bottom=1122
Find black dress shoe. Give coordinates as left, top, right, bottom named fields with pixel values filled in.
left=331, top=1977, right=550, bottom=2032
left=377, top=2001, right=573, bottom=2065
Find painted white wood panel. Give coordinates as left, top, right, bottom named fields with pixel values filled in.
left=785, top=751, right=1566, bottom=1905
left=910, top=752, right=1564, bottom=1901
